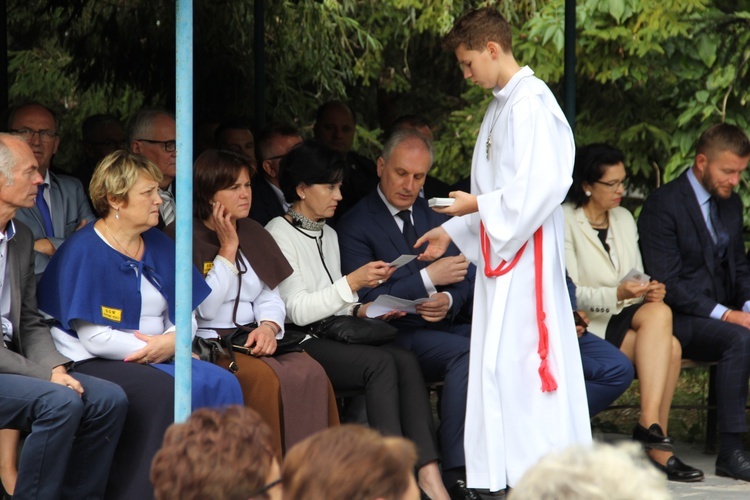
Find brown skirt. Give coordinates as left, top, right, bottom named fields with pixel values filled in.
left=216, top=351, right=338, bottom=455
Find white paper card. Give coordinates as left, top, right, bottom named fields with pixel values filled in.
left=366, top=294, right=436, bottom=317
left=389, top=255, right=417, bottom=268
left=619, top=268, right=650, bottom=285
left=428, top=197, right=456, bottom=207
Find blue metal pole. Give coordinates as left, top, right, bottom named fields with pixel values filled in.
left=174, top=0, right=194, bottom=423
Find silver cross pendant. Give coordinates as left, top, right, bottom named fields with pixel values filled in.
left=485, top=135, right=492, bottom=161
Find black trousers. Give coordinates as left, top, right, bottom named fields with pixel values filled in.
left=676, top=313, right=750, bottom=433
left=302, top=338, right=439, bottom=466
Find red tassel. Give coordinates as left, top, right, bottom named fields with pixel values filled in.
left=480, top=222, right=558, bottom=393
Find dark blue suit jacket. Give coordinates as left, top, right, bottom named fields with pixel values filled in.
left=249, top=178, right=286, bottom=227
left=337, top=188, right=474, bottom=328
left=638, top=170, right=750, bottom=344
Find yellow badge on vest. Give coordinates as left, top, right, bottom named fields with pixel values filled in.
left=101, top=306, right=122, bottom=322
left=203, top=261, right=214, bottom=275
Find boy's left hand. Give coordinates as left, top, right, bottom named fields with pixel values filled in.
left=431, top=191, right=478, bottom=217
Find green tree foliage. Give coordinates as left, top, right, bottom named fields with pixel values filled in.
left=5, top=0, right=750, bottom=215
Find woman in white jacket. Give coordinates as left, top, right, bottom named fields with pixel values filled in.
left=564, top=144, right=702, bottom=482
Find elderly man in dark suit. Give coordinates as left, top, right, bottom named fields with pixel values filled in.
left=7, top=103, right=96, bottom=277
left=0, top=134, right=127, bottom=498
left=337, top=129, right=475, bottom=498
left=639, top=123, right=750, bottom=481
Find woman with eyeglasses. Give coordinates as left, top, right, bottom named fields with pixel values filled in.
left=563, top=144, right=702, bottom=482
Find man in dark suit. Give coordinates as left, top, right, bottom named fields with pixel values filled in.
left=639, top=123, right=750, bottom=481
left=250, top=124, right=302, bottom=226
left=0, top=134, right=127, bottom=498
left=7, top=103, right=96, bottom=277
left=313, top=100, right=379, bottom=223
left=129, top=108, right=177, bottom=228
left=338, top=129, right=475, bottom=498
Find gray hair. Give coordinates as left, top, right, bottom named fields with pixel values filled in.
left=381, top=129, right=434, bottom=166
left=510, top=442, right=671, bottom=500
left=0, top=134, right=22, bottom=186
left=128, top=108, right=174, bottom=144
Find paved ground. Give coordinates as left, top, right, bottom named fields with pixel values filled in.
left=475, top=433, right=750, bottom=499
left=604, top=433, right=750, bottom=499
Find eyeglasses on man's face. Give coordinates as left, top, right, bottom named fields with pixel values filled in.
left=11, top=128, right=57, bottom=143
left=137, top=138, right=177, bottom=153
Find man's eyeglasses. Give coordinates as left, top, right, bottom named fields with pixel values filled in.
left=594, top=179, right=628, bottom=191
left=137, top=138, right=177, bottom=153
left=249, top=478, right=281, bottom=499
left=10, top=128, right=57, bottom=143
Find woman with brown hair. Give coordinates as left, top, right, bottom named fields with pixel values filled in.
left=171, top=148, right=338, bottom=454
left=283, top=425, right=419, bottom=500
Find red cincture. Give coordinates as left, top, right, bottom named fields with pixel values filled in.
left=480, top=222, right=558, bottom=392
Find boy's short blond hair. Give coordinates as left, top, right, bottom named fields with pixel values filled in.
left=443, top=7, right=512, bottom=54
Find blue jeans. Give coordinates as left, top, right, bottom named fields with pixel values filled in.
left=0, top=371, right=128, bottom=499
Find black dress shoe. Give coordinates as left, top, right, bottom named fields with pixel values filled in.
left=649, top=455, right=704, bottom=482
left=716, top=449, right=750, bottom=481
left=633, top=423, right=674, bottom=451
left=448, top=479, right=482, bottom=500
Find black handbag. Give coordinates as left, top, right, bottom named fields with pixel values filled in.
left=191, top=337, right=228, bottom=364
left=309, top=315, right=397, bottom=345
left=225, top=324, right=306, bottom=356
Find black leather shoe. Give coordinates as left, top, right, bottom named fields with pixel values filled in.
left=716, top=449, right=750, bottom=481
left=649, top=455, right=704, bottom=482
left=633, top=423, right=674, bottom=451
left=448, top=479, right=482, bottom=500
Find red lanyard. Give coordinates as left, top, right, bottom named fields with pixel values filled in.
left=480, top=222, right=557, bottom=392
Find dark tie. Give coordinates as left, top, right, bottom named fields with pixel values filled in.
left=35, top=185, right=55, bottom=238
left=396, top=210, right=418, bottom=250
left=709, top=197, right=729, bottom=258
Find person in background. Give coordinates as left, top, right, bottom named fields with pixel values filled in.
left=77, top=113, right=128, bottom=201
left=250, top=124, right=303, bottom=226
left=214, top=118, right=256, bottom=169
left=7, top=102, right=95, bottom=278
left=564, top=144, right=702, bottom=482
left=639, top=123, right=750, bottom=482
left=129, top=108, right=177, bottom=228
left=313, top=100, right=378, bottom=222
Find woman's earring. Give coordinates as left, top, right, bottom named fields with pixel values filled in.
left=301, top=195, right=306, bottom=200
left=115, top=208, right=120, bottom=220
left=585, top=191, right=591, bottom=197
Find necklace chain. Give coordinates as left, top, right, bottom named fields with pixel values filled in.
left=486, top=75, right=531, bottom=161
left=103, top=220, right=142, bottom=259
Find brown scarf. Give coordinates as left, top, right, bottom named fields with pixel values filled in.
left=165, top=218, right=293, bottom=289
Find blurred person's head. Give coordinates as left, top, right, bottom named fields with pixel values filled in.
left=193, top=148, right=255, bottom=222
left=313, top=101, right=355, bottom=153
left=151, top=406, right=281, bottom=500
left=214, top=119, right=256, bottom=168
left=567, top=143, right=627, bottom=211
left=282, top=425, right=419, bottom=500
left=129, top=109, right=176, bottom=189
left=256, top=124, right=303, bottom=188
left=279, top=140, right=344, bottom=221
left=385, top=114, right=433, bottom=141
left=82, top=114, right=128, bottom=165
left=89, top=150, right=163, bottom=220
left=692, top=123, right=750, bottom=200
left=7, top=103, right=60, bottom=177
left=377, top=129, right=433, bottom=211
left=510, top=442, right=670, bottom=500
